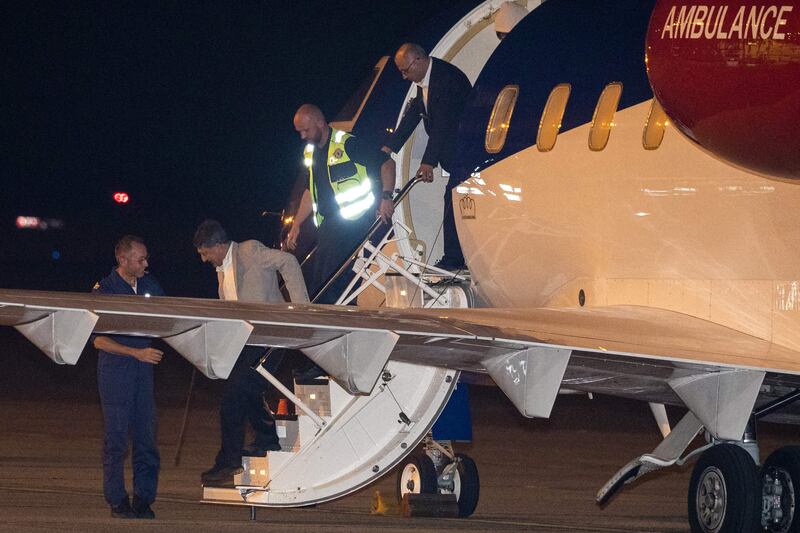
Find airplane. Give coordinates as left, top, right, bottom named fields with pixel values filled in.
left=2, top=0, right=799, bottom=530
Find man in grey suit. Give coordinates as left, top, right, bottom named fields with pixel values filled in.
left=193, top=219, right=309, bottom=484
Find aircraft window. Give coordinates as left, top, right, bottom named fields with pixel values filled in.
left=536, top=83, right=571, bottom=152
left=589, top=82, right=623, bottom=151
left=642, top=98, right=668, bottom=150
left=485, top=85, right=519, bottom=154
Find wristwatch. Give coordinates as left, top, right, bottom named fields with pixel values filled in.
left=381, top=190, right=393, bottom=201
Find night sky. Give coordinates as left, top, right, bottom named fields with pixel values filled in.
left=2, top=0, right=478, bottom=297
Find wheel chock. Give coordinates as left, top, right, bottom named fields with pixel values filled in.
left=370, top=490, right=399, bottom=515
left=401, top=493, right=459, bottom=518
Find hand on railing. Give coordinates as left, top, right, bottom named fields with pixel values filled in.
left=286, top=222, right=301, bottom=251
left=377, top=199, right=394, bottom=224
left=414, top=164, right=434, bottom=183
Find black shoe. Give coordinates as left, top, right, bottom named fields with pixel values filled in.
left=201, top=464, right=243, bottom=485
left=131, top=497, right=155, bottom=519
left=110, top=498, right=136, bottom=519
left=242, top=442, right=281, bottom=456
left=432, top=258, right=467, bottom=271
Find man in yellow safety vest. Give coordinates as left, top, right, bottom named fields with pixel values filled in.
left=287, top=103, right=395, bottom=303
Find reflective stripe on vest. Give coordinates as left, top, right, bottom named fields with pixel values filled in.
left=303, top=128, right=375, bottom=226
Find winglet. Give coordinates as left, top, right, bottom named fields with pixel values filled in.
left=302, top=330, right=399, bottom=395
left=484, top=346, right=571, bottom=418
left=14, top=308, right=99, bottom=365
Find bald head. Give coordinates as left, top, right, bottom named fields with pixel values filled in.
left=295, top=103, right=325, bottom=124
left=396, top=43, right=427, bottom=62
left=294, top=104, right=329, bottom=147
left=394, top=43, right=429, bottom=82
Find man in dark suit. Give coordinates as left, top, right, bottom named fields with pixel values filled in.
left=382, top=43, right=472, bottom=270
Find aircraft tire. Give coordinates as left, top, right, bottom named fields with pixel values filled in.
left=396, top=453, right=438, bottom=502
left=762, top=446, right=800, bottom=533
left=688, top=443, right=761, bottom=533
left=453, top=453, right=479, bottom=517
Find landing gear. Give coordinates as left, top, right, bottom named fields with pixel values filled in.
left=688, top=444, right=761, bottom=533
left=397, top=453, right=438, bottom=499
left=396, top=442, right=480, bottom=517
left=762, top=446, right=800, bottom=532
left=441, top=453, right=480, bottom=517
left=600, top=388, right=800, bottom=531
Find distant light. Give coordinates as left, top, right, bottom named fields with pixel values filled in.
left=16, top=216, right=64, bottom=231
left=51, top=250, right=61, bottom=260
left=16, top=216, right=40, bottom=229
left=113, top=192, right=130, bottom=204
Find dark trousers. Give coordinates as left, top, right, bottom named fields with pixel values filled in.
left=441, top=172, right=465, bottom=265
left=97, top=352, right=160, bottom=507
left=305, top=213, right=388, bottom=304
left=215, top=346, right=284, bottom=468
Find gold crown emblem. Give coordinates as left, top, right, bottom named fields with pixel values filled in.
left=459, top=195, right=476, bottom=219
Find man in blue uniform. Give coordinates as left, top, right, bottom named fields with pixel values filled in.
left=92, top=235, right=165, bottom=519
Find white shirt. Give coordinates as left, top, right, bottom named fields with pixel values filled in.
left=216, top=243, right=238, bottom=301
left=415, top=58, right=433, bottom=108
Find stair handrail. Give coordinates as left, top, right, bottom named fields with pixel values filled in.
left=305, top=176, right=424, bottom=303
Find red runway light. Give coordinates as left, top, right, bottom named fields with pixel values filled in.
left=16, top=216, right=40, bottom=229
left=113, top=192, right=130, bottom=204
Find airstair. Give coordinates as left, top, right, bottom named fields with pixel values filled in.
left=202, top=362, right=458, bottom=507
left=203, top=177, right=479, bottom=514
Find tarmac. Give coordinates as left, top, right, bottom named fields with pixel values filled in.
left=1, top=327, right=795, bottom=532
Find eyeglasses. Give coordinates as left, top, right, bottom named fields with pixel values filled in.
left=398, top=56, right=419, bottom=76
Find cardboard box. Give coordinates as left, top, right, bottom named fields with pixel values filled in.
left=276, top=419, right=300, bottom=452
left=293, top=381, right=331, bottom=417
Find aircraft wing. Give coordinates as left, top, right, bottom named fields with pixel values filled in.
left=3, top=288, right=799, bottom=434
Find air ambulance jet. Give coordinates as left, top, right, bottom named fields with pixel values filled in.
left=1, top=0, right=799, bottom=531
